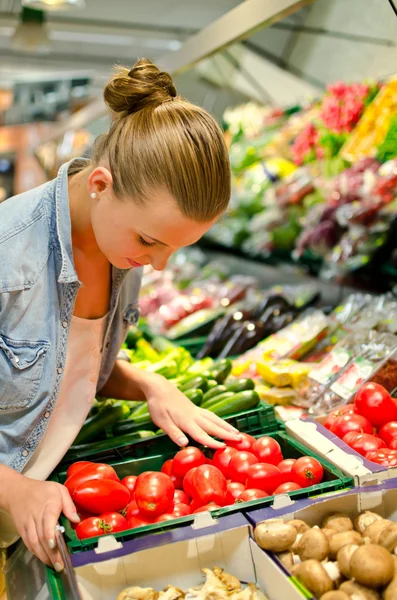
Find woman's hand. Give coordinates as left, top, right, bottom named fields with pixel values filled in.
left=4, top=473, right=80, bottom=571
left=144, top=373, right=242, bottom=448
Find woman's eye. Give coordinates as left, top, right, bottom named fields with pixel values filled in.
left=138, top=235, right=156, bottom=247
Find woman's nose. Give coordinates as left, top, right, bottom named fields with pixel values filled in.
left=150, top=249, right=172, bottom=271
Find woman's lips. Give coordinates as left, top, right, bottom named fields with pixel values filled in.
left=127, top=258, right=143, bottom=268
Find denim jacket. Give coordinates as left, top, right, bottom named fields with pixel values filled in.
left=0, top=160, right=142, bottom=472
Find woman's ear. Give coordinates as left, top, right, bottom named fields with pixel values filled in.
left=88, top=166, right=114, bottom=196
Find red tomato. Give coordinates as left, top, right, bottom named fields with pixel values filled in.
left=379, top=422, right=397, bottom=446
left=213, top=447, right=238, bottom=476
left=323, top=405, right=355, bottom=431
left=251, top=437, right=283, bottom=466
left=65, top=463, right=119, bottom=496
left=193, top=503, right=221, bottom=513
left=228, top=452, right=258, bottom=484
left=127, top=515, right=155, bottom=529
left=135, top=472, right=174, bottom=518
left=161, top=460, right=173, bottom=476
left=75, top=517, right=104, bottom=540
left=191, top=465, right=227, bottom=506
left=354, top=383, right=397, bottom=428
left=365, top=448, right=397, bottom=466
left=124, top=499, right=140, bottom=520
left=172, top=447, right=206, bottom=479
left=227, top=433, right=256, bottom=451
left=73, top=479, right=130, bottom=514
left=291, top=457, right=323, bottom=488
left=274, top=482, right=302, bottom=494
left=173, top=489, right=190, bottom=505
left=238, top=489, right=269, bottom=502
left=389, top=438, right=397, bottom=450
left=162, top=461, right=183, bottom=489
left=225, top=482, right=246, bottom=505
left=99, top=512, right=128, bottom=533
left=245, top=463, right=282, bottom=494
left=331, top=413, right=373, bottom=438
left=71, top=509, right=94, bottom=530
left=121, top=475, right=138, bottom=496
left=171, top=503, right=192, bottom=517
left=183, top=467, right=198, bottom=498
left=66, top=461, right=94, bottom=479
left=342, top=432, right=386, bottom=456
left=205, top=458, right=214, bottom=466
left=155, top=513, right=176, bottom=523
left=278, top=459, right=296, bottom=483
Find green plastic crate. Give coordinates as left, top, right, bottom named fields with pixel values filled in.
left=177, top=336, right=208, bottom=357
left=52, top=430, right=353, bottom=555
left=60, top=404, right=278, bottom=467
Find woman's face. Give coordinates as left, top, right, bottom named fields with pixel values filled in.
left=90, top=185, right=217, bottom=271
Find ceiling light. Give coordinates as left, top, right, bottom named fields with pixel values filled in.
left=12, top=8, right=50, bottom=53
left=22, top=0, right=85, bottom=10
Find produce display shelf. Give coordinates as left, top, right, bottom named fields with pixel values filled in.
left=52, top=431, right=353, bottom=555
left=60, top=403, right=278, bottom=467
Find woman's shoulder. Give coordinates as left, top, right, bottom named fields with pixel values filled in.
left=0, top=181, right=55, bottom=293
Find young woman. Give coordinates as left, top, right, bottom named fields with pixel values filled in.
left=0, top=59, right=240, bottom=574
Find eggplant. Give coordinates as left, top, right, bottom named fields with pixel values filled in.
left=218, top=320, right=267, bottom=358
left=253, top=294, right=292, bottom=320
left=197, top=309, right=252, bottom=359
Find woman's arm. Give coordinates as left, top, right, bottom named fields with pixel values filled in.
left=98, top=360, right=241, bottom=448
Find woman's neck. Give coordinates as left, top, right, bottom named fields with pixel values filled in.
left=68, top=167, right=102, bottom=258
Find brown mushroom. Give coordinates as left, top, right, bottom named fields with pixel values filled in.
left=294, top=560, right=334, bottom=597
left=340, top=580, right=380, bottom=600
left=288, top=520, right=311, bottom=534
left=296, top=528, right=330, bottom=562
left=323, top=528, right=338, bottom=541
left=276, top=551, right=294, bottom=570
left=337, top=543, right=360, bottom=579
left=363, top=520, right=392, bottom=544
left=379, top=524, right=397, bottom=554
left=329, top=531, right=364, bottom=559
left=354, top=512, right=383, bottom=535
left=320, top=592, right=350, bottom=600
left=323, top=513, right=354, bottom=533
left=254, top=520, right=297, bottom=552
left=383, top=576, right=397, bottom=600
left=350, top=544, right=394, bottom=589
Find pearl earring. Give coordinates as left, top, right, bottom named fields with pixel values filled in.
left=90, top=192, right=97, bottom=199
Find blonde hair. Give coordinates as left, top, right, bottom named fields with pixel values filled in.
left=92, top=59, right=231, bottom=222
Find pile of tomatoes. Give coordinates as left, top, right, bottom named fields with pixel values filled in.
left=64, top=433, right=324, bottom=540
left=324, top=382, right=397, bottom=467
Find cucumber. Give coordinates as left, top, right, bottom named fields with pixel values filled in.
left=209, top=390, right=260, bottom=418
left=172, top=374, right=198, bottom=388
left=73, top=403, right=130, bottom=445
left=185, top=388, right=204, bottom=406
left=210, top=359, right=232, bottom=384
left=201, top=391, right=234, bottom=410
left=71, top=430, right=155, bottom=451
left=225, top=378, right=255, bottom=393
left=180, top=376, right=208, bottom=394
left=201, top=385, right=227, bottom=403
left=129, top=401, right=147, bottom=415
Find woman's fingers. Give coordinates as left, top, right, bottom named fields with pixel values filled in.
left=183, top=422, right=225, bottom=449
left=199, top=410, right=242, bottom=441
left=42, top=504, right=65, bottom=571
left=24, top=521, right=52, bottom=568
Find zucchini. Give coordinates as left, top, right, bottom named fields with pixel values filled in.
left=185, top=388, right=204, bottom=406
left=201, top=385, right=227, bottom=403
left=200, top=391, right=234, bottom=410
left=206, top=379, right=218, bottom=390
left=112, top=414, right=154, bottom=436
left=71, top=430, right=155, bottom=451
left=129, top=402, right=150, bottom=418
left=225, top=378, right=255, bottom=393
left=209, top=390, right=260, bottom=418
left=73, top=403, right=130, bottom=445
left=180, top=376, right=208, bottom=394
left=210, top=359, right=232, bottom=384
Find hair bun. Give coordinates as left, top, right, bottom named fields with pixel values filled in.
left=104, top=58, right=177, bottom=116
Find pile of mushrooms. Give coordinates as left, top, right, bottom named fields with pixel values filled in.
left=254, top=511, right=397, bottom=600
left=117, top=567, right=268, bottom=600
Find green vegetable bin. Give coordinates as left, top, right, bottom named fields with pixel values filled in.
left=60, top=403, right=278, bottom=467
left=52, top=430, right=353, bottom=556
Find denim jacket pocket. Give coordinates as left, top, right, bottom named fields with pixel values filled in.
left=0, top=334, right=49, bottom=412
